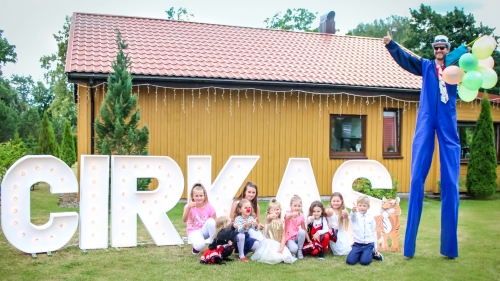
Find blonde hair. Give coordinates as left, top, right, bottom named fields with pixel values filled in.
left=357, top=195, right=370, bottom=206
left=267, top=198, right=282, bottom=218
left=329, top=192, right=349, bottom=231
left=234, top=199, right=256, bottom=217
left=290, top=194, right=302, bottom=207
left=190, top=183, right=208, bottom=203
left=214, top=216, right=231, bottom=239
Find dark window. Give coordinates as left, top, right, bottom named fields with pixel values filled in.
left=330, top=115, right=367, bottom=159
left=458, top=122, right=500, bottom=163
left=383, top=109, right=402, bottom=158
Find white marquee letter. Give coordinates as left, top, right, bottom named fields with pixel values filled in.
left=331, top=160, right=392, bottom=216
left=1, top=156, right=79, bottom=253
left=110, top=156, right=184, bottom=247
left=187, top=155, right=259, bottom=217
left=79, top=155, right=110, bottom=250
left=276, top=158, right=322, bottom=216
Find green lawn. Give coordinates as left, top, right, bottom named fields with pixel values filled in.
left=1, top=184, right=500, bottom=281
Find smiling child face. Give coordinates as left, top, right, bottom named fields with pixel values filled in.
left=291, top=200, right=302, bottom=212
left=240, top=202, right=252, bottom=216
left=330, top=196, right=342, bottom=210
left=192, top=189, right=205, bottom=205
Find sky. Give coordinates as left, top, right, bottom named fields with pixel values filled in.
left=0, top=0, right=498, bottom=82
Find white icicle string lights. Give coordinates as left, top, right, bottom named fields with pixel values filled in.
left=73, top=83, right=500, bottom=116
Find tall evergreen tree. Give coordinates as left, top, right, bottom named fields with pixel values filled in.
left=36, top=111, right=60, bottom=157
left=94, top=30, right=150, bottom=190
left=60, top=121, right=76, bottom=167
left=466, top=94, right=498, bottom=198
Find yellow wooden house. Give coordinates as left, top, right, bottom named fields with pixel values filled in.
left=66, top=13, right=500, bottom=197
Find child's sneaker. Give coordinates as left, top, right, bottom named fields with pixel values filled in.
left=239, top=257, right=249, bottom=262
left=192, top=248, right=200, bottom=255
left=297, top=250, right=304, bottom=260
left=318, top=251, right=325, bottom=260
left=373, top=251, right=384, bottom=261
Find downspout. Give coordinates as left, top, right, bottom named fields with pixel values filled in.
left=89, top=78, right=95, bottom=155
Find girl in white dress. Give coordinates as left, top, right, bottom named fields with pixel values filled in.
left=251, top=198, right=296, bottom=264
left=325, top=192, right=352, bottom=256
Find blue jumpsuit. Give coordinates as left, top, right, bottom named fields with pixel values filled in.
left=385, top=41, right=468, bottom=258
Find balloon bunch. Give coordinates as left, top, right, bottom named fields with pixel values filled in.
left=442, top=35, right=498, bottom=102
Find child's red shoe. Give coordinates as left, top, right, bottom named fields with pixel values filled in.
left=239, top=257, right=249, bottom=262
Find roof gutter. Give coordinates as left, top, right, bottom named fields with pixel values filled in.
left=68, top=72, right=421, bottom=99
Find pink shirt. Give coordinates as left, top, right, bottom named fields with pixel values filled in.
left=185, top=203, right=216, bottom=236
left=285, top=211, right=304, bottom=241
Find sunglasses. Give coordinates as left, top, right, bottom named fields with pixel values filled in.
left=434, top=46, right=447, bottom=50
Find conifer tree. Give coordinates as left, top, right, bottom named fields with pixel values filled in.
left=60, top=121, right=76, bottom=167
left=94, top=30, right=149, bottom=190
left=35, top=111, right=60, bottom=157
left=466, top=94, right=498, bottom=198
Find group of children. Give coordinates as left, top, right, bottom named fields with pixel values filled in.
left=183, top=183, right=384, bottom=266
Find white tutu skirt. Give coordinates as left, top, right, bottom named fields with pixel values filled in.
left=251, top=238, right=297, bottom=264
left=330, top=229, right=352, bottom=256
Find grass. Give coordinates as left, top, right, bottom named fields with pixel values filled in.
left=1, top=183, right=500, bottom=281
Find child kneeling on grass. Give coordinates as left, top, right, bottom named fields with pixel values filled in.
left=346, top=195, right=384, bottom=266
left=200, top=216, right=236, bottom=265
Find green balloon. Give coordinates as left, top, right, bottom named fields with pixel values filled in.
left=459, top=53, right=479, bottom=72
left=477, top=66, right=498, bottom=89
left=462, top=71, right=483, bottom=90
left=458, top=84, right=478, bottom=102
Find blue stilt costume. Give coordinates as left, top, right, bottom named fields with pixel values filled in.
left=385, top=40, right=468, bottom=258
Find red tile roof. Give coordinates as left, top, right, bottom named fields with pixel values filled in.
left=66, top=12, right=422, bottom=89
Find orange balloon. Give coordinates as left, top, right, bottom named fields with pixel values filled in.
left=442, top=65, right=465, bottom=85
left=478, top=56, right=495, bottom=69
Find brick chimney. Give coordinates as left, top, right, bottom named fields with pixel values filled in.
left=319, top=11, right=336, bottom=34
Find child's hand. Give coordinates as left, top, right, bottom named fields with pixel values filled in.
left=228, top=240, right=233, bottom=246
left=252, top=221, right=258, bottom=228
left=292, top=211, right=299, bottom=218
left=312, top=232, right=320, bottom=241
left=187, top=200, right=196, bottom=209
left=278, top=246, right=284, bottom=254
left=352, top=202, right=357, bottom=212
left=268, top=213, right=277, bottom=220
left=243, top=220, right=251, bottom=229
left=341, top=209, right=348, bottom=218
left=233, top=223, right=238, bottom=229
left=325, top=208, right=334, bottom=217
left=259, top=224, right=264, bottom=230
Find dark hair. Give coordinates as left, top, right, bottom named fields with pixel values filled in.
left=190, top=183, right=208, bottom=203
left=308, top=200, right=326, bottom=217
left=236, top=182, right=258, bottom=215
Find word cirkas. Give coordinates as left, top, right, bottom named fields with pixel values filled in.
left=1, top=155, right=392, bottom=254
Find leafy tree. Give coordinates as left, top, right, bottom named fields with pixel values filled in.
left=32, top=81, right=53, bottom=115
left=94, top=30, right=150, bottom=190
left=36, top=111, right=60, bottom=157
left=60, top=121, right=76, bottom=167
left=0, top=30, right=17, bottom=75
left=166, top=7, right=194, bottom=21
left=18, top=106, right=41, bottom=141
left=0, top=99, right=18, bottom=142
left=264, top=8, right=318, bottom=32
left=11, top=74, right=35, bottom=106
left=347, top=15, right=411, bottom=44
left=40, top=16, right=75, bottom=122
left=466, top=94, right=498, bottom=198
left=0, top=139, right=27, bottom=182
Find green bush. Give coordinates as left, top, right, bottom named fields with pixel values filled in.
left=0, top=140, right=27, bottom=182
left=352, top=175, right=399, bottom=199
left=466, top=94, right=498, bottom=199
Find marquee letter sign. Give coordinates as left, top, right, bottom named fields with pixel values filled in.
left=331, top=160, right=392, bottom=216
left=110, top=156, right=184, bottom=247
left=187, top=155, right=260, bottom=217
left=276, top=158, right=322, bottom=216
left=1, top=155, right=79, bottom=254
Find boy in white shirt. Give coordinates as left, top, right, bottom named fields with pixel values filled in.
left=346, top=195, right=384, bottom=265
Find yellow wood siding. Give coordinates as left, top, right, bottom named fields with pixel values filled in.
left=76, top=84, right=500, bottom=197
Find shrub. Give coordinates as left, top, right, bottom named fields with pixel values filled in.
left=352, top=175, right=399, bottom=199
left=0, top=140, right=27, bottom=182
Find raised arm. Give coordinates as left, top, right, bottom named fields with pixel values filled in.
left=384, top=31, right=423, bottom=76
